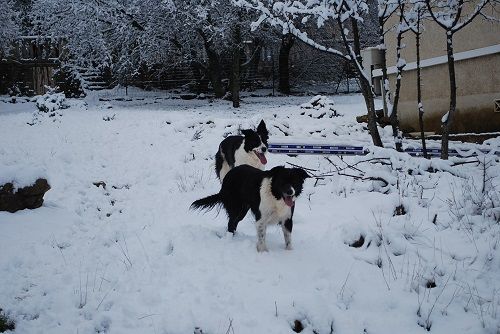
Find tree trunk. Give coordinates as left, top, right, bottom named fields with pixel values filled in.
left=248, top=41, right=262, bottom=87
left=415, top=16, right=427, bottom=158
left=190, top=62, right=206, bottom=94
left=207, top=48, right=224, bottom=98
left=350, top=18, right=383, bottom=147
left=359, top=76, right=383, bottom=147
left=231, top=22, right=242, bottom=108
left=278, top=33, right=295, bottom=94
left=378, top=16, right=390, bottom=117
left=390, top=15, right=405, bottom=153
left=172, top=38, right=209, bottom=94
left=189, top=51, right=208, bottom=94
left=441, top=31, right=456, bottom=160
left=197, top=29, right=224, bottom=98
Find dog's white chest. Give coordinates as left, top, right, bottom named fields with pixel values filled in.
left=259, top=178, right=292, bottom=224
left=234, top=143, right=263, bottom=170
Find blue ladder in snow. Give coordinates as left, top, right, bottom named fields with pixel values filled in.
left=268, top=143, right=367, bottom=156
left=268, top=143, right=500, bottom=157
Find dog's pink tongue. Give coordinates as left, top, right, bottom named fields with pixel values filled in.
left=284, top=196, right=294, bottom=207
left=257, top=152, right=267, bottom=165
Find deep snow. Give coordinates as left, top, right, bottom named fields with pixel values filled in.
left=0, top=90, right=499, bottom=334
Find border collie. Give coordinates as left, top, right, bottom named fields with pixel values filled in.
left=191, top=165, right=309, bottom=252
left=215, top=120, right=269, bottom=182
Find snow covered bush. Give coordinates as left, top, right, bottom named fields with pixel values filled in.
left=176, top=169, right=211, bottom=192
left=53, top=66, right=86, bottom=98
left=0, top=0, right=19, bottom=58
left=34, top=91, right=68, bottom=114
left=0, top=308, right=15, bottom=332
left=29, top=90, right=68, bottom=124
left=446, top=158, right=500, bottom=224
left=300, top=95, right=339, bottom=118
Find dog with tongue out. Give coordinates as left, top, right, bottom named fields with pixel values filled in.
left=191, top=165, right=309, bottom=252
left=215, top=120, right=269, bottom=183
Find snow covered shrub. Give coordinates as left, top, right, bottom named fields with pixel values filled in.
left=300, top=95, right=339, bottom=118
left=7, top=84, right=22, bottom=97
left=0, top=308, right=15, bottom=332
left=35, top=90, right=67, bottom=114
left=176, top=169, right=210, bottom=192
left=29, top=89, right=68, bottom=124
left=53, top=65, right=85, bottom=98
left=447, top=177, right=500, bottom=225
left=444, top=157, right=500, bottom=226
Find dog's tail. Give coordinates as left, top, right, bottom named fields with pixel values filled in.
left=190, top=193, right=221, bottom=212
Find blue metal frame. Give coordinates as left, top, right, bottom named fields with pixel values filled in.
left=268, top=143, right=500, bottom=157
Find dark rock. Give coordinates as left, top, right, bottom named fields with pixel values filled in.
left=292, top=320, right=304, bottom=333
left=425, top=279, right=436, bottom=289
left=0, top=179, right=51, bottom=213
left=394, top=204, right=406, bottom=216
left=93, top=181, right=107, bottom=189
left=348, top=235, right=365, bottom=248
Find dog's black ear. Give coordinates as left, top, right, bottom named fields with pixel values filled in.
left=256, top=120, right=268, bottom=139
left=241, top=129, right=253, bottom=137
left=294, top=168, right=310, bottom=180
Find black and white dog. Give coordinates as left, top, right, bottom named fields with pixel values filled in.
left=215, top=120, right=269, bottom=182
left=191, top=165, right=309, bottom=252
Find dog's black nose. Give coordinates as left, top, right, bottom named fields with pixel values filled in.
left=285, top=189, right=294, bottom=196
left=262, top=147, right=267, bottom=153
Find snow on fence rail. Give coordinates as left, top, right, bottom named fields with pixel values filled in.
left=268, top=143, right=500, bottom=157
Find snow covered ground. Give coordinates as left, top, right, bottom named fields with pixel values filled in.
left=0, top=90, right=499, bottom=334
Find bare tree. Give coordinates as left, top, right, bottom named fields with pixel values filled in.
left=231, top=11, right=243, bottom=107
left=387, top=1, right=425, bottom=152
left=424, top=0, right=491, bottom=159
left=402, top=1, right=429, bottom=158
left=278, top=33, right=295, bottom=94
left=235, top=0, right=384, bottom=147
left=376, top=0, right=402, bottom=150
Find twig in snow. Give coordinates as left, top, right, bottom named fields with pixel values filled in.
left=285, top=162, right=319, bottom=172
left=116, top=234, right=133, bottom=269
left=138, top=314, right=161, bottom=320
left=96, top=280, right=118, bottom=311
left=225, top=318, right=235, bottom=334
left=78, top=268, right=89, bottom=309
left=338, top=265, right=353, bottom=302
left=51, top=234, right=67, bottom=265
left=442, top=286, right=461, bottom=315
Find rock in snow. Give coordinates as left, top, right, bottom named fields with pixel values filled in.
left=0, top=178, right=51, bottom=213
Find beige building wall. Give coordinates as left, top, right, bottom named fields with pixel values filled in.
left=383, top=2, right=500, bottom=133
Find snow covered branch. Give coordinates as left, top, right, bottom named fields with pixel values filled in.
left=232, top=0, right=384, bottom=146
left=0, top=0, right=20, bottom=57
left=424, top=0, right=492, bottom=32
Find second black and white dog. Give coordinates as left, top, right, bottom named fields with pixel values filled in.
left=191, top=165, right=309, bottom=252
left=215, top=120, right=269, bottom=182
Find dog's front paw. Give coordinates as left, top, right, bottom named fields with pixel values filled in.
left=256, top=243, right=269, bottom=252
left=285, top=243, right=293, bottom=250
